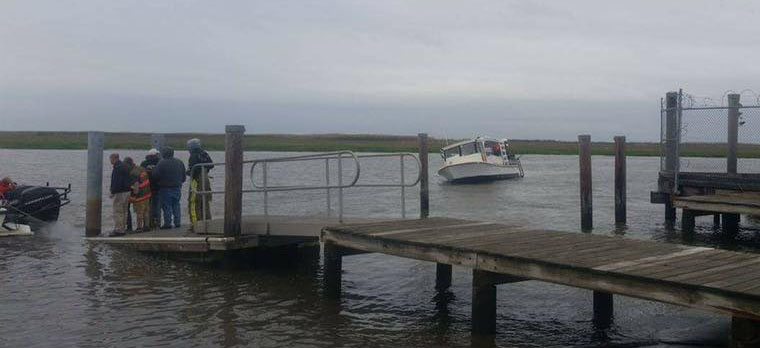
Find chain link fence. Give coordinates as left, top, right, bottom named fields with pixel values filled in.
left=660, top=91, right=760, bottom=179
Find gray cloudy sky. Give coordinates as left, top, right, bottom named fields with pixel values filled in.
left=2, top=1, right=759, bottom=140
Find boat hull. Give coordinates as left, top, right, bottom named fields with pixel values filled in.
left=437, top=162, right=522, bottom=183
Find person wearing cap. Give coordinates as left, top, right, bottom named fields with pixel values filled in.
left=0, top=177, right=16, bottom=197
left=153, top=146, right=186, bottom=229
left=141, top=148, right=161, bottom=228
left=186, top=138, right=214, bottom=228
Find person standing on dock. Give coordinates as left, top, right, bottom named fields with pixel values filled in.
left=186, top=138, right=213, bottom=229
left=140, top=148, right=161, bottom=229
left=154, top=147, right=186, bottom=229
left=129, top=166, right=152, bottom=232
left=109, top=153, right=131, bottom=236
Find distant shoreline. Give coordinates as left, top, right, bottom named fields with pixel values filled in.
left=1, top=131, right=756, bottom=158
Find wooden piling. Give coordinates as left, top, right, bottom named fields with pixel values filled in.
left=578, top=135, right=592, bottom=231
left=731, top=316, right=760, bottom=348
left=472, top=270, right=497, bottom=334
left=682, top=209, right=696, bottom=237
left=224, top=125, right=245, bottom=237
left=614, top=136, right=626, bottom=225
left=728, top=94, right=740, bottom=175
left=436, top=264, right=452, bottom=289
left=85, top=131, right=104, bottom=237
left=723, top=213, right=740, bottom=236
left=418, top=133, right=430, bottom=219
left=593, top=291, right=613, bottom=328
left=664, top=92, right=679, bottom=223
left=150, top=133, right=165, bottom=152
left=323, top=242, right=343, bottom=299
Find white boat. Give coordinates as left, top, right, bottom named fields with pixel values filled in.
left=438, top=136, right=524, bottom=183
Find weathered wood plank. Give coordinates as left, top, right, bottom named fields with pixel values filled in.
left=594, top=247, right=711, bottom=272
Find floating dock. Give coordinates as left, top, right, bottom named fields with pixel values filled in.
left=322, top=217, right=760, bottom=343
left=87, top=214, right=386, bottom=252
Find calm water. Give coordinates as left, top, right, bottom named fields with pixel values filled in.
left=3, top=149, right=760, bottom=348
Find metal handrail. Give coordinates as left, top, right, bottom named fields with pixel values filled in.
left=353, top=153, right=422, bottom=188
left=248, top=151, right=361, bottom=192
left=189, top=151, right=422, bottom=224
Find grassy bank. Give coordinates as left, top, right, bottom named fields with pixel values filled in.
left=2, top=131, right=759, bottom=157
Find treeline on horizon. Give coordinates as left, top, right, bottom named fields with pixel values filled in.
left=2, top=131, right=760, bottom=158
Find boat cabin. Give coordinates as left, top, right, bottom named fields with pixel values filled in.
left=441, top=137, right=511, bottom=166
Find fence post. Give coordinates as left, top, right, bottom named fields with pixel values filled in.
left=578, top=135, right=592, bottom=231
left=614, top=136, right=626, bottom=225
left=86, top=131, right=104, bottom=237
left=728, top=93, right=740, bottom=175
left=224, top=125, right=245, bottom=237
left=150, top=133, right=165, bottom=152
left=663, top=92, right=679, bottom=223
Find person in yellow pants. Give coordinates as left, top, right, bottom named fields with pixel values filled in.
left=186, top=138, right=213, bottom=230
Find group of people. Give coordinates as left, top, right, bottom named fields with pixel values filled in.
left=108, top=139, right=214, bottom=236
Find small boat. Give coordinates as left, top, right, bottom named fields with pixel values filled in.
left=1, top=184, right=71, bottom=235
left=438, top=136, right=524, bottom=183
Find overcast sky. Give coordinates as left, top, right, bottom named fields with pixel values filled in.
left=2, top=1, right=759, bottom=140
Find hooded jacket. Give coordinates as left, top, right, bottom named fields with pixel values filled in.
left=154, top=148, right=186, bottom=189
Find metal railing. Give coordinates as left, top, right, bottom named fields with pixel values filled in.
left=190, top=151, right=422, bottom=231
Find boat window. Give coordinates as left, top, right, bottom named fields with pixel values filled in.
left=484, top=141, right=501, bottom=156
left=443, top=147, right=459, bottom=159
left=460, top=142, right=479, bottom=156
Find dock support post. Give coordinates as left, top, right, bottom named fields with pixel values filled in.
left=323, top=242, right=343, bottom=299
left=419, top=133, right=450, bottom=288
left=664, top=92, right=679, bottom=224
left=714, top=214, right=721, bottom=228
left=593, top=291, right=614, bottom=328
left=578, top=135, right=592, bottom=232
left=86, top=131, right=104, bottom=237
left=614, top=136, right=626, bottom=225
left=723, top=213, right=740, bottom=236
left=436, top=264, right=452, bottom=289
left=472, top=270, right=497, bottom=334
left=731, top=316, right=760, bottom=348
left=682, top=209, right=696, bottom=237
left=728, top=93, right=740, bottom=175
left=150, top=133, right=165, bottom=152
left=224, top=125, right=245, bottom=237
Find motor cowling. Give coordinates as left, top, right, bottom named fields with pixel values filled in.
left=6, top=186, right=62, bottom=222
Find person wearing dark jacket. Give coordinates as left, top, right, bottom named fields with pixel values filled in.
left=186, top=138, right=213, bottom=228
left=109, top=153, right=131, bottom=236
left=140, top=148, right=161, bottom=229
left=153, top=147, right=186, bottom=229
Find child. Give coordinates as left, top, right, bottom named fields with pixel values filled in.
left=130, top=167, right=152, bottom=232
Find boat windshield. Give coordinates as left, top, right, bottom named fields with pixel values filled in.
left=460, top=142, right=479, bottom=156
left=443, top=147, right=459, bottom=159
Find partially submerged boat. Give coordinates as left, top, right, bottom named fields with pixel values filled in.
left=438, top=136, right=524, bottom=183
left=0, top=184, right=71, bottom=235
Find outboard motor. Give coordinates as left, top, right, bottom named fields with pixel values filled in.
left=1, top=184, right=70, bottom=230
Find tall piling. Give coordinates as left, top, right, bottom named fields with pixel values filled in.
left=224, top=125, right=245, bottom=237
left=663, top=92, right=679, bottom=222
left=85, top=131, right=104, bottom=237
left=578, top=135, right=592, bottom=231
left=150, top=133, right=166, bottom=152
left=614, top=136, right=626, bottom=225
left=418, top=133, right=430, bottom=219
left=728, top=94, right=740, bottom=175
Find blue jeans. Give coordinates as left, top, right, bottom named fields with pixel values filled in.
left=160, top=187, right=182, bottom=227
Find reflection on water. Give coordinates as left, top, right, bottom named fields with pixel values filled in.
left=2, top=149, right=757, bottom=347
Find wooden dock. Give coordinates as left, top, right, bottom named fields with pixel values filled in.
left=322, top=217, right=760, bottom=343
